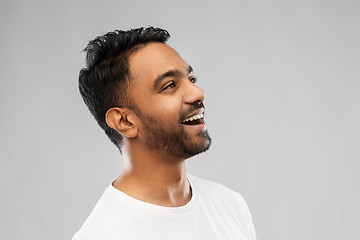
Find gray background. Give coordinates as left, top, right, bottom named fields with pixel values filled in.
left=0, top=0, right=359, bottom=239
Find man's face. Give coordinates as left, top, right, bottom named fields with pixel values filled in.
left=128, top=42, right=211, bottom=160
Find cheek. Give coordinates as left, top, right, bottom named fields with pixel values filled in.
left=131, top=85, right=183, bottom=121
left=157, top=100, right=182, bottom=118
left=150, top=97, right=183, bottom=122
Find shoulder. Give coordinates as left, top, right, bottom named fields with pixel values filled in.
left=189, top=174, right=252, bottom=217
left=188, top=174, right=257, bottom=240
left=72, top=185, right=135, bottom=240
left=188, top=174, right=246, bottom=202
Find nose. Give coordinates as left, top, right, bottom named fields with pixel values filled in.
left=183, top=79, right=205, bottom=104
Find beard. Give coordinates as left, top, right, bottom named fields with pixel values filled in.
left=133, top=105, right=211, bottom=160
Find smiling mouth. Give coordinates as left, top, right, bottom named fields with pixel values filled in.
left=182, top=113, right=204, bottom=125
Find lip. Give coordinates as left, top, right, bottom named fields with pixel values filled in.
left=183, top=122, right=207, bottom=131
left=181, top=107, right=206, bottom=131
left=181, top=108, right=205, bottom=122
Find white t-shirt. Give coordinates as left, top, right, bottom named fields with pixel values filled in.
left=72, top=175, right=256, bottom=240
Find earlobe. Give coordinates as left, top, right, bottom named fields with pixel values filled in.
left=105, top=108, right=138, bottom=138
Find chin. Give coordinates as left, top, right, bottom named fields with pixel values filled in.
left=186, top=134, right=212, bottom=158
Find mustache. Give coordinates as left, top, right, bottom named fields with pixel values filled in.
left=180, top=100, right=205, bottom=121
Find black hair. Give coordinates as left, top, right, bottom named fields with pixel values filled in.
left=78, top=27, right=170, bottom=152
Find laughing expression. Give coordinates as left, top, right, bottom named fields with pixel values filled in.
left=128, top=42, right=211, bottom=159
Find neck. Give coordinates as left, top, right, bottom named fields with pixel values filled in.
left=113, top=144, right=191, bottom=207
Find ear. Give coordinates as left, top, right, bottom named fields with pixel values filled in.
left=105, top=107, right=138, bottom=138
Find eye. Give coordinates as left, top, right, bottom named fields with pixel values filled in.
left=162, top=82, right=176, bottom=91
left=189, top=77, right=197, bottom=84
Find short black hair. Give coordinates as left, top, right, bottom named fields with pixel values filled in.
left=78, top=27, right=170, bottom=152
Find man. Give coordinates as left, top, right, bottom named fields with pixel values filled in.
left=73, top=27, right=256, bottom=240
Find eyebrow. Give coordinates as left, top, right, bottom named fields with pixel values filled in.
left=153, top=65, right=194, bottom=90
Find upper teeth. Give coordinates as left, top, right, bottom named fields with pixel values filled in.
left=182, top=113, right=204, bottom=123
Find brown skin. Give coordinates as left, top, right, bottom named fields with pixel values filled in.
left=106, top=43, right=209, bottom=207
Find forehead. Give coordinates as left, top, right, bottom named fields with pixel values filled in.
left=128, top=42, right=189, bottom=84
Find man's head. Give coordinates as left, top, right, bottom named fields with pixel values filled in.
left=79, top=27, right=211, bottom=158
left=79, top=27, right=170, bottom=151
